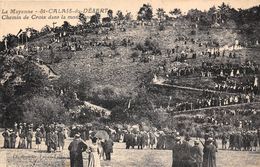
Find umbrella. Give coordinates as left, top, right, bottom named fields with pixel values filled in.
left=95, top=130, right=109, bottom=140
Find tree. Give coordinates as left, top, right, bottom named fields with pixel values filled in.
left=137, top=4, right=153, bottom=21
left=218, top=2, right=238, bottom=23
left=125, top=12, right=133, bottom=21
left=156, top=8, right=166, bottom=21
left=107, top=9, right=113, bottom=19
left=3, top=34, right=18, bottom=49
left=22, top=96, right=68, bottom=125
left=169, top=8, right=182, bottom=18
left=207, top=6, right=218, bottom=23
left=110, top=105, right=128, bottom=122
left=41, top=25, right=51, bottom=34
left=79, top=12, right=87, bottom=25
left=116, top=10, right=124, bottom=21
left=90, top=13, right=101, bottom=24
left=21, top=61, right=49, bottom=93
left=62, top=21, right=71, bottom=31
left=2, top=101, right=23, bottom=127
left=187, top=8, right=203, bottom=22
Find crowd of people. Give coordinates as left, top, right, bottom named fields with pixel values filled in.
left=68, top=133, right=114, bottom=167
left=201, top=61, right=258, bottom=77
left=2, top=121, right=260, bottom=167
left=214, top=77, right=258, bottom=94
left=221, top=131, right=259, bottom=151
left=2, top=122, right=67, bottom=152
left=176, top=91, right=255, bottom=111
left=172, top=135, right=217, bottom=167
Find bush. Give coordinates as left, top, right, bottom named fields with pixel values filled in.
left=22, top=95, right=69, bottom=125
left=87, top=85, right=130, bottom=110
left=2, top=102, right=23, bottom=127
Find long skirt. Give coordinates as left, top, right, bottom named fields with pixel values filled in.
left=88, top=152, right=101, bottom=167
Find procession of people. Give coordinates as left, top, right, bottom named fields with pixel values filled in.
left=1, top=120, right=260, bottom=167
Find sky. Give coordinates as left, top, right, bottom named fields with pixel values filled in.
left=0, top=0, right=260, bottom=39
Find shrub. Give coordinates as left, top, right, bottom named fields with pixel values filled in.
left=22, top=95, right=69, bottom=125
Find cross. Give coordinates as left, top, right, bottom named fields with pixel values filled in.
left=52, top=22, right=57, bottom=29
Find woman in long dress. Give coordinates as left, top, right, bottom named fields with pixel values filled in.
left=88, top=137, right=101, bottom=167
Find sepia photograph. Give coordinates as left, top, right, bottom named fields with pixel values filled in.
left=0, top=0, right=260, bottom=166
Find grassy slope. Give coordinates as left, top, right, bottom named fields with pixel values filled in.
left=28, top=23, right=260, bottom=113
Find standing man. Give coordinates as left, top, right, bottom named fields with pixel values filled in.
left=125, top=131, right=131, bottom=149
left=192, top=140, right=203, bottom=167
left=68, top=134, right=88, bottom=167
left=137, top=132, right=144, bottom=149
left=51, top=131, right=59, bottom=152
left=35, top=128, right=43, bottom=150
left=172, top=136, right=181, bottom=167
left=221, top=133, right=228, bottom=150
left=104, top=138, right=114, bottom=160
left=181, top=136, right=194, bottom=166
left=2, top=129, right=10, bottom=148
left=26, top=129, right=33, bottom=149
left=203, top=138, right=217, bottom=167
left=10, top=130, right=17, bottom=148
left=46, top=130, right=51, bottom=153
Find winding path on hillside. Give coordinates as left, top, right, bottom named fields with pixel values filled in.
left=170, top=101, right=260, bottom=116
left=153, top=82, right=259, bottom=97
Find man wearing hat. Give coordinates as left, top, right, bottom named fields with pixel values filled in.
left=172, top=136, right=182, bottom=167
left=103, top=137, right=114, bottom=160
left=191, top=140, right=202, bottom=167
left=35, top=128, right=43, bottom=150
left=10, top=129, right=17, bottom=148
left=203, top=138, right=217, bottom=167
left=26, top=129, right=33, bottom=149
left=2, top=128, right=10, bottom=148
left=181, top=135, right=194, bottom=166
left=68, top=133, right=88, bottom=167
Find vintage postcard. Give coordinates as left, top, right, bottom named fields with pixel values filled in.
left=0, top=0, right=260, bottom=166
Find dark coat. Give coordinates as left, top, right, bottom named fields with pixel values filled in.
left=192, top=145, right=203, bottom=166
left=51, top=133, right=58, bottom=145
left=68, top=138, right=88, bottom=167
left=180, top=140, right=195, bottom=166
left=58, top=131, right=66, bottom=147
left=35, top=131, right=43, bottom=144
left=137, top=134, right=144, bottom=147
left=203, top=144, right=217, bottom=167
left=172, top=142, right=182, bottom=167
left=125, top=133, right=134, bottom=147
left=104, top=138, right=114, bottom=153
left=26, top=131, right=33, bottom=142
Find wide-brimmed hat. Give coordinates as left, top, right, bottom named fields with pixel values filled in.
left=194, top=140, right=200, bottom=145
left=74, top=133, right=80, bottom=138
left=175, top=136, right=181, bottom=141
left=207, top=137, right=213, bottom=142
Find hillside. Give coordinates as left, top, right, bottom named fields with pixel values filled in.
left=1, top=5, right=260, bottom=129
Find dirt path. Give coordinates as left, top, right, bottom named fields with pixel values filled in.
left=153, top=82, right=259, bottom=96
left=172, top=101, right=260, bottom=115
